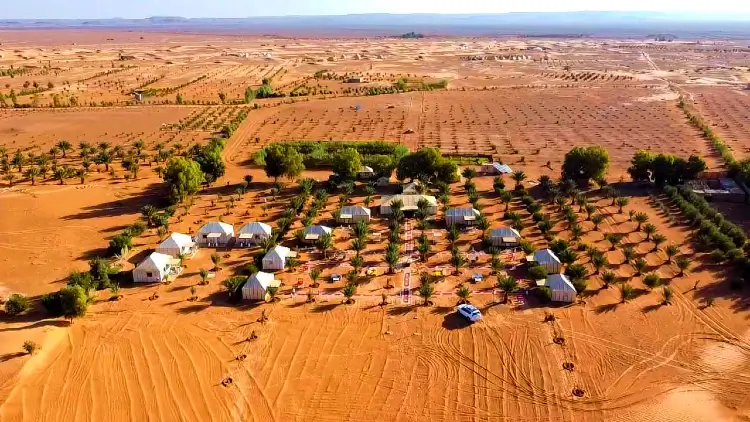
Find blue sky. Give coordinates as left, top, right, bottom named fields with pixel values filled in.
left=4, top=0, right=750, bottom=19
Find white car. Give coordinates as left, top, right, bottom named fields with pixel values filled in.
left=457, top=304, right=482, bottom=322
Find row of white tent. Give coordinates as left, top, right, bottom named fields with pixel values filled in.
left=527, top=248, right=577, bottom=303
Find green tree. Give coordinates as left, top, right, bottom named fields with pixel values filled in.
left=601, top=270, right=616, bottom=288
left=633, top=212, right=649, bottom=231
left=332, top=148, right=362, bottom=180
left=642, top=223, right=657, bottom=240
left=496, top=275, right=518, bottom=303
left=23, top=341, right=40, bottom=355
left=385, top=243, right=400, bottom=274
left=675, top=256, right=690, bottom=276
left=309, top=267, right=321, bottom=287
left=665, top=245, right=679, bottom=264
left=615, top=197, right=629, bottom=213
left=163, top=157, right=204, bottom=204
left=318, top=232, right=333, bottom=258
left=342, top=283, right=356, bottom=304
left=643, top=273, right=661, bottom=290
left=591, top=214, right=604, bottom=230
left=632, top=258, right=648, bottom=275
left=60, top=285, right=90, bottom=322
left=562, top=145, right=610, bottom=184
left=450, top=247, right=465, bottom=275
left=264, top=144, right=305, bottom=182
left=510, top=171, right=527, bottom=190
left=418, top=279, right=435, bottom=306
left=619, top=283, right=636, bottom=303
left=56, top=140, right=72, bottom=158
left=4, top=294, right=31, bottom=315
left=222, top=276, right=245, bottom=300
left=211, top=253, right=222, bottom=271
left=23, top=166, right=41, bottom=185
left=651, top=234, right=666, bottom=252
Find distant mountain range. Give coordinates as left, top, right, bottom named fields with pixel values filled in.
left=1, top=12, right=750, bottom=38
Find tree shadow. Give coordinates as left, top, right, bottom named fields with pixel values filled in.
left=175, top=303, right=210, bottom=314
left=387, top=304, right=417, bottom=316
left=441, top=312, right=472, bottom=330
left=641, top=303, right=663, bottom=314
left=593, top=302, right=619, bottom=314
left=312, top=302, right=340, bottom=313
left=0, top=352, right=26, bottom=362
left=61, top=183, right=165, bottom=221
left=0, top=318, right=69, bottom=332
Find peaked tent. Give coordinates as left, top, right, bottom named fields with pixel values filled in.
left=237, top=222, right=272, bottom=247
left=531, top=249, right=562, bottom=274
left=133, top=252, right=181, bottom=283
left=196, top=221, right=234, bottom=247
left=156, top=232, right=197, bottom=257
left=546, top=274, right=577, bottom=303
left=242, top=271, right=281, bottom=301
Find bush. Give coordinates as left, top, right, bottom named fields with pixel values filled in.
left=23, top=341, right=40, bottom=355
left=710, top=249, right=726, bottom=263
left=535, top=287, right=552, bottom=303
left=108, top=233, right=133, bottom=256
left=4, top=294, right=31, bottom=315
left=527, top=265, right=547, bottom=280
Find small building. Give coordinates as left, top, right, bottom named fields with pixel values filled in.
left=262, top=245, right=297, bottom=271
left=401, top=181, right=424, bottom=194
left=380, top=194, right=437, bottom=215
left=528, top=249, right=562, bottom=274
left=359, top=166, right=375, bottom=179
left=237, top=222, right=272, bottom=247
left=196, top=221, right=234, bottom=247
left=481, top=162, right=513, bottom=175
left=545, top=274, right=577, bottom=303
left=242, top=271, right=281, bottom=301
left=489, top=227, right=522, bottom=248
left=445, top=208, right=481, bottom=226
left=337, top=206, right=371, bottom=224
left=345, top=76, right=367, bottom=83
left=303, top=225, right=332, bottom=243
left=133, top=252, right=181, bottom=283
left=156, top=232, right=197, bottom=258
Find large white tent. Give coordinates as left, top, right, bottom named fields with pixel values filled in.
left=380, top=194, right=437, bottom=215
left=195, top=221, right=234, bottom=247
left=337, top=206, right=371, bottom=224
left=237, top=222, right=272, bottom=247
left=133, top=252, right=181, bottom=283
left=546, top=274, right=577, bottom=303
left=531, top=249, right=562, bottom=274
left=242, top=271, right=281, bottom=301
left=489, top=227, right=522, bottom=248
left=303, top=225, right=332, bottom=243
left=156, top=232, right=197, bottom=257
left=262, top=245, right=296, bottom=271
left=445, top=208, right=481, bottom=226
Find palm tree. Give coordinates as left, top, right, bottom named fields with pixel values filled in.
left=199, top=268, right=209, bottom=285
left=500, top=190, right=513, bottom=211
left=385, top=243, right=400, bottom=274
left=591, top=214, right=604, bottom=231
left=675, top=256, right=691, bottom=277
left=496, top=275, right=518, bottom=303
left=11, top=150, right=25, bottom=172
left=570, top=224, right=584, bottom=241
left=23, top=166, right=41, bottom=185
left=633, top=213, right=648, bottom=231
left=619, top=283, right=636, bottom=303
left=605, top=233, right=622, bottom=251
left=661, top=286, right=673, bottom=305
left=450, top=247, right=466, bottom=275
left=95, top=150, right=113, bottom=171
left=447, top=224, right=460, bottom=247
left=511, top=219, right=524, bottom=234
left=351, top=238, right=366, bottom=257
left=642, top=223, right=657, bottom=240
left=418, top=279, right=435, bottom=306
left=353, top=220, right=370, bottom=242
left=490, top=253, right=503, bottom=275
left=510, top=170, right=526, bottom=190
left=663, top=245, right=679, bottom=264
left=52, top=166, right=70, bottom=184
left=97, top=141, right=111, bottom=152
left=78, top=141, right=92, bottom=159
left=537, top=220, right=553, bottom=235
left=287, top=256, right=300, bottom=272
left=309, top=268, right=321, bottom=287
left=210, top=253, right=222, bottom=271
left=75, top=167, right=87, bottom=184
left=632, top=258, right=647, bottom=276
left=318, top=232, right=333, bottom=258
left=56, top=140, right=72, bottom=158
left=456, top=285, right=472, bottom=304
left=615, top=197, right=629, bottom=213
left=342, top=283, right=356, bottom=304
left=584, top=204, right=597, bottom=220
left=621, top=246, right=636, bottom=264
left=140, top=205, right=158, bottom=226
left=601, top=270, right=616, bottom=288
left=416, top=238, right=431, bottom=262
left=591, top=253, right=607, bottom=274
left=651, top=234, right=666, bottom=252
left=643, top=273, right=661, bottom=290
left=3, top=172, right=15, bottom=186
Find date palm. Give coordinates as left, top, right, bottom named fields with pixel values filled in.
left=510, top=170, right=526, bottom=190
left=601, top=270, right=616, bottom=288
left=591, top=253, right=607, bottom=274
left=447, top=224, right=460, bottom=247
left=309, top=267, right=321, bottom=287
left=570, top=224, right=584, bottom=241
left=11, top=150, right=25, bottom=172
left=496, top=275, right=518, bottom=303
left=632, top=258, right=647, bottom=276
left=642, top=223, right=657, bottom=240
left=450, top=247, right=466, bottom=275
left=591, top=214, right=604, bottom=231
left=456, top=285, right=472, bottom=304
left=651, top=234, right=666, bottom=252
left=23, top=166, right=41, bottom=185
left=317, top=232, right=333, bottom=259
left=500, top=190, right=513, bottom=211
left=584, top=204, right=596, bottom=220
left=605, top=233, right=622, bottom=251
left=615, top=197, right=629, bottom=214
left=675, top=256, right=691, bottom=276
left=418, top=279, right=435, bottom=306
left=385, top=244, right=400, bottom=274
left=490, top=253, right=503, bottom=275
left=56, top=140, right=72, bottom=158
left=619, top=283, right=636, bottom=303
left=621, top=246, right=636, bottom=264
left=664, top=245, right=679, bottom=264
left=633, top=212, right=648, bottom=231
left=351, top=238, right=365, bottom=257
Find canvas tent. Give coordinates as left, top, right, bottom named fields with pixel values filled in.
left=337, top=206, right=371, bottom=224
left=303, top=225, right=332, bottom=243
left=237, top=222, right=272, bottom=247
left=401, top=181, right=423, bottom=194
left=262, top=245, right=296, bottom=271
left=545, top=274, right=577, bottom=303
left=528, top=249, right=562, bottom=274
left=380, top=194, right=437, bottom=215
left=196, top=221, right=234, bottom=247
left=359, top=166, right=375, bottom=179
left=133, top=252, right=182, bottom=283
left=242, top=271, right=281, bottom=301
left=445, top=208, right=481, bottom=226
left=481, top=162, right=513, bottom=175
left=489, top=227, right=522, bottom=247
left=156, top=232, right=197, bottom=257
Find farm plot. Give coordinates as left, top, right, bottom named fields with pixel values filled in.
left=687, top=86, right=750, bottom=159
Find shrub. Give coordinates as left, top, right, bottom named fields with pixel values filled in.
left=527, top=265, right=547, bottom=280
left=4, top=294, right=31, bottom=315
left=23, top=341, right=40, bottom=355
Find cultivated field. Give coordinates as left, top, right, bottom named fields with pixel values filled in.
left=1, top=30, right=750, bottom=422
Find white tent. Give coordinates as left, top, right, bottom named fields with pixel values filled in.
left=380, top=194, right=437, bottom=215
left=237, top=222, right=272, bottom=247
left=546, top=274, right=577, bottom=303
left=445, top=208, right=481, bottom=226
left=337, top=206, right=371, bottom=224
left=133, top=252, right=181, bottom=283
left=262, top=245, right=296, bottom=271
left=481, top=162, right=513, bottom=175
left=156, top=232, right=197, bottom=257
left=359, top=166, right=375, bottom=179
left=531, top=249, right=562, bottom=274
left=195, top=221, right=234, bottom=247
left=303, top=225, right=332, bottom=243
left=242, top=271, right=281, bottom=301
left=401, top=181, right=423, bottom=194
left=489, top=227, right=522, bottom=247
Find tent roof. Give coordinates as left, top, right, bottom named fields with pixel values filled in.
left=535, top=249, right=561, bottom=264
left=137, top=252, right=176, bottom=271
left=445, top=208, right=481, bottom=217
left=546, top=274, right=576, bottom=292
left=159, top=232, right=194, bottom=249
left=489, top=162, right=513, bottom=174
left=380, top=194, right=437, bottom=208
left=360, top=166, right=374, bottom=173
left=264, top=245, right=291, bottom=260
left=340, top=206, right=371, bottom=216
left=197, top=221, right=234, bottom=235
left=304, top=225, right=332, bottom=236
left=238, top=222, right=272, bottom=235
left=244, top=271, right=276, bottom=290
left=490, top=227, right=521, bottom=238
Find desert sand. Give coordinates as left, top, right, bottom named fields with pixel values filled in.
left=1, top=30, right=750, bottom=422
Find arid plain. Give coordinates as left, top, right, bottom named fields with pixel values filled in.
left=1, top=30, right=750, bottom=421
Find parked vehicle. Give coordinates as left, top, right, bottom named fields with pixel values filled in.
left=457, top=304, right=482, bottom=322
